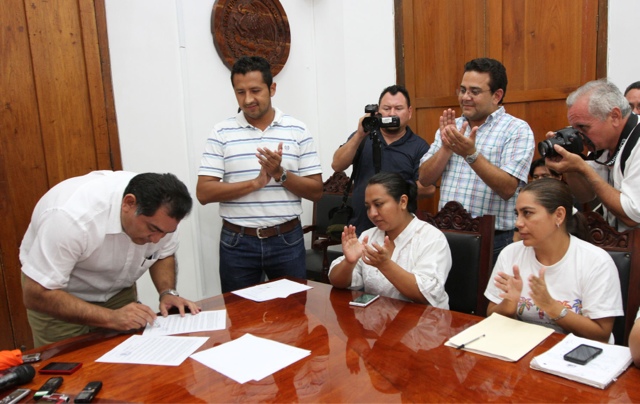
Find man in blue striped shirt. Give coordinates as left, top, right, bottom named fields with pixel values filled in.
left=197, top=56, right=323, bottom=292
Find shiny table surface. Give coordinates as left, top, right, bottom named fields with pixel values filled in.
left=6, top=279, right=640, bottom=403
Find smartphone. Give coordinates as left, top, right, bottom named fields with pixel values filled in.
left=0, top=388, right=30, bottom=404
left=349, top=293, right=380, bottom=307
left=33, top=377, right=63, bottom=401
left=563, top=344, right=603, bottom=365
left=73, top=381, right=102, bottom=403
left=39, top=362, right=82, bottom=375
left=22, top=353, right=41, bottom=363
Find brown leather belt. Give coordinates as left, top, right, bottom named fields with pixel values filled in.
left=222, top=218, right=300, bottom=239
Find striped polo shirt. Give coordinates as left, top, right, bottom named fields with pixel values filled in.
left=199, top=108, right=322, bottom=227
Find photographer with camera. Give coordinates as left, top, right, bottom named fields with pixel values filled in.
left=332, top=85, right=433, bottom=235
left=545, top=79, right=640, bottom=232
left=419, top=58, right=534, bottom=264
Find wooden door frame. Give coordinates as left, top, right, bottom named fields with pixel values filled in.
left=93, top=0, right=123, bottom=171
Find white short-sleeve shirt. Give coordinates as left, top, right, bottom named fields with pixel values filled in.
left=329, top=217, right=452, bottom=308
left=20, top=171, right=180, bottom=302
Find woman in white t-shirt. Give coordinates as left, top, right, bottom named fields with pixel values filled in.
left=329, top=172, right=452, bottom=307
left=484, top=178, right=623, bottom=343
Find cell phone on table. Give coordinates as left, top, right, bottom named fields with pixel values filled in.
left=39, top=362, right=82, bottom=375
left=563, top=344, right=603, bottom=365
left=34, top=377, right=63, bottom=401
left=22, top=353, right=41, bottom=363
left=349, top=293, right=380, bottom=307
left=0, top=388, right=30, bottom=404
left=74, top=381, right=102, bottom=403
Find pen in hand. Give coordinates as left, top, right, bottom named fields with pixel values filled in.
left=137, top=300, right=160, bottom=328
left=456, top=334, right=486, bottom=350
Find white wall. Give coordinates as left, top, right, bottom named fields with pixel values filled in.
left=106, top=0, right=637, bottom=305
left=104, top=0, right=396, bottom=304
left=607, top=0, right=640, bottom=92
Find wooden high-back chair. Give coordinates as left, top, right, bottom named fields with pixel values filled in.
left=303, top=172, right=351, bottom=283
left=584, top=211, right=640, bottom=345
left=417, top=201, right=495, bottom=316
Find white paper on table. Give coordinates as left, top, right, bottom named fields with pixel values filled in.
left=231, top=279, right=312, bottom=302
left=96, top=335, right=208, bottom=366
left=190, top=333, right=311, bottom=384
left=142, top=310, right=227, bottom=336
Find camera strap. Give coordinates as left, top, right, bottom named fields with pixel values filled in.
left=587, top=113, right=640, bottom=175
left=371, top=129, right=382, bottom=174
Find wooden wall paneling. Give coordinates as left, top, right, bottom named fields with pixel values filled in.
left=410, top=0, right=485, bottom=104
left=1, top=0, right=51, bottom=349
left=25, top=0, right=99, bottom=185
left=521, top=99, right=573, bottom=157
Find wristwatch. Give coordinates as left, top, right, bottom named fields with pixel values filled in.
left=551, top=307, right=568, bottom=321
left=465, top=149, right=480, bottom=165
left=159, top=289, right=179, bottom=301
left=275, top=168, right=288, bottom=183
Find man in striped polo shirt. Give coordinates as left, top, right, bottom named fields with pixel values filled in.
left=197, top=56, right=323, bottom=292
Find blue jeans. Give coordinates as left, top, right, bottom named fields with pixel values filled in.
left=219, top=223, right=306, bottom=293
left=493, top=229, right=514, bottom=267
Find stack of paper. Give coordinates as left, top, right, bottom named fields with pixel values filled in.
left=232, top=279, right=312, bottom=302
left=530, top=333, right=632, bottom=389
left=445, top=313, right=554, bottom=362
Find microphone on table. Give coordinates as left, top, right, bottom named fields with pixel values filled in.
left=0, top=364, right=35, bottom=391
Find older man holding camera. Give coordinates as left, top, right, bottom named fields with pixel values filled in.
left=546, top=79, right=640, bottom=231
left=332, top=85, right=433, bottom=235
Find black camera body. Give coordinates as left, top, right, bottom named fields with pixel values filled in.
left=361, top=104, right=400, bottom=132
left=538, top=128, right=584, bottom=158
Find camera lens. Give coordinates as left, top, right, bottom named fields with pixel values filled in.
left=538, top=140, right=554, bottom=158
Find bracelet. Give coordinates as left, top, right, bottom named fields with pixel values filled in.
left=551, top=307, right=568, bottom=321
left=159, top=289, right=179, bottom=301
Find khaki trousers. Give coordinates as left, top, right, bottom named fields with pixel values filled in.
left=27, top=285, right=137, bottom=347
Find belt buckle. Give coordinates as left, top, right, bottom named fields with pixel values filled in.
left=256, top=227, right=268, bottom=239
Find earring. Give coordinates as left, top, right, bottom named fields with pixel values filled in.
left=556, top=222, right=560, bottom=228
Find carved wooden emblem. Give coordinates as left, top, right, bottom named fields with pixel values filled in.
left=211, top=0, right=291, bottom=76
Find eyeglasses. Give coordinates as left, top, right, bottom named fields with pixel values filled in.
left=456, top=87, right=492, bottom=97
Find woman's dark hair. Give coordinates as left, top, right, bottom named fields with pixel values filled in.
left=367, top=172, right=418, bottom=213
left=520, top=178, right=587, bottom=240
left=124, top=173, right=193, bottom=221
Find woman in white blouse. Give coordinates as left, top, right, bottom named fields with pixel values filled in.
left=328, top=172, right=452, bottom=307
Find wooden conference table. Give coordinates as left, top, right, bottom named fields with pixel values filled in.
left=8, top=279, right=640, bottom=403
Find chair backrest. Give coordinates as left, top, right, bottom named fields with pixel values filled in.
left=417, top=201, right=495, bottom=316
left=584, top=211, right=640, bottom=346
left=310, top=172, right=352, bottom=242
